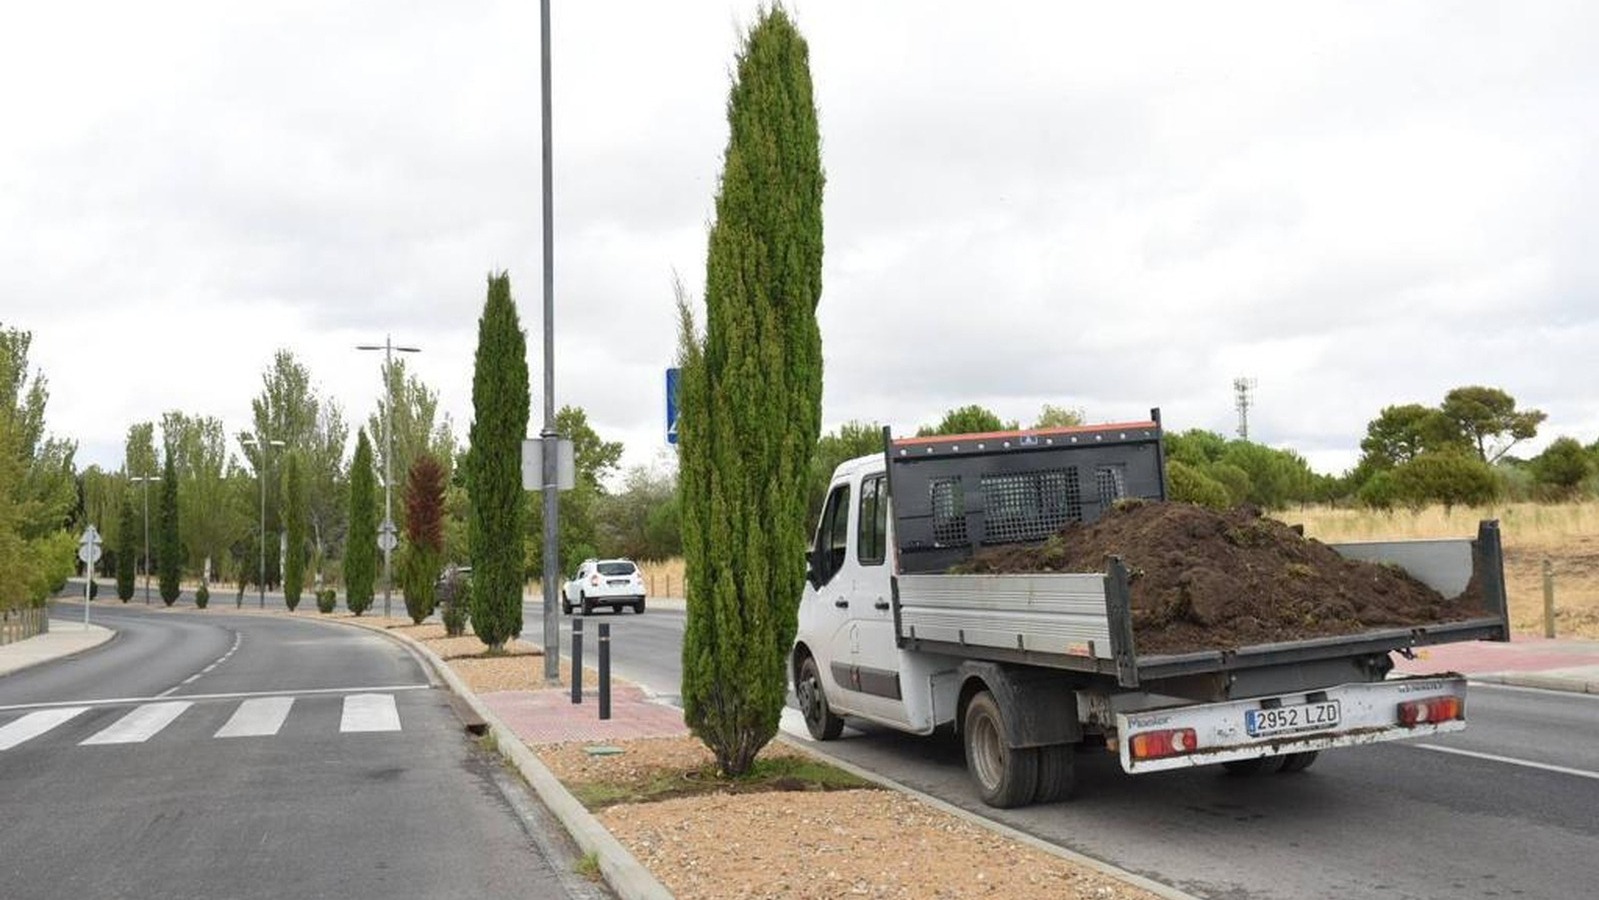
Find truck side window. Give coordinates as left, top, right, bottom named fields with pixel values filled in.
left=858, top=476, right=887, bottom=566
left=814, top=483, right=851, bottom=586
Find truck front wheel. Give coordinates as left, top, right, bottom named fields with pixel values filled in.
left=963, top=690, right=1038, bottom=809
left=797, top=656, right=844, bottom=740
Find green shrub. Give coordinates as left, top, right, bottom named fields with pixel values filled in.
left=316, top=589, right=337, bottom=614
left=88, top=578, right=99, bottom=600
left=195, top=583, right=209, bottom=609
left=441, top=591, right=466, bottom=639
left=1166, top=460, right=1230, bottom=509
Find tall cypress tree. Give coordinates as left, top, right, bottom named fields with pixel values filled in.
left=281, top=451, right=307, bottom=611
left=679, top=5, right=825, bottom=777
left=115, top=495, right=136, bottom=601
left=157, top=449, right=181, bottom=606
left=345, top=430, right=377, bottom=616
left=467, top=272, right=529, bottom=651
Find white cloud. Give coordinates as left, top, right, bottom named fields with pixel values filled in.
left=3, top=1, right=1594, bottom=481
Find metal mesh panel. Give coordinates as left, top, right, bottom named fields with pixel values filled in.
left=980, top=468, right=1080, bottom=543
left=930, top=477, right=967, bottom=546
left=1096, top=465, right=1126, bottom=506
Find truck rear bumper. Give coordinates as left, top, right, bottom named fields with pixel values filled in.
left=1115, top=675, right=1467, bottom=774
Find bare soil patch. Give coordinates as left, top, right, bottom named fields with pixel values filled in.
left=956, top=500, right=1486, bottom=654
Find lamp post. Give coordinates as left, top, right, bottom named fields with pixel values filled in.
left=242, top=435, right=285, bottom=609
left=357, top=335, right=420, bottom=619
left=129, top=474, right=159, bottom=604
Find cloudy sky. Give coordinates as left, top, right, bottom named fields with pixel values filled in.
left=4, top=1, right=1593, bottom=480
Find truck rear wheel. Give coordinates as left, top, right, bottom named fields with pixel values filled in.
left=1279, top=751, right=1319, bottom=773
left=1033, top=744, right=1076, bottom=804
left=963, top=691, right=1037, bottom=809
left=797, top=655, right=843, bottom=740
left=1223, top=755, right=1287, bottom=776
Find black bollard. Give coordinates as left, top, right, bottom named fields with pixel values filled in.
left=598, top=622, right=611, bottom=721
left=570, top=616, right=584, bottom=704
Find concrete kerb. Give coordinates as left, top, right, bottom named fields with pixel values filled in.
left=1473, top=672, right=1599, bottom=695
left=355, top=622, right=674, bottom=900
left=0, top=620, right=118, bottom=679
left=772, top=732, right=1201, bottom=900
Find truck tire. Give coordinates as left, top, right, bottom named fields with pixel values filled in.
left=963, top=690, right=1038, bottom=809
left=1279, top=751, right=1319, bottom=773
left=1223, top=755, right=1287, bottom=776
left=797, top=655, right=844, bottom=740
left=1033, top=743, right=1076, bottom=804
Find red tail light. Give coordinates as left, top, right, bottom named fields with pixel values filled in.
left=589, top=574, right=600, bottom=587
left=1130, top=728, right=1199, bottom=760
left=1398, top=696, right=1463, bottom=727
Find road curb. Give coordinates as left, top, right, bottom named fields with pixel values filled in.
left=773, top=731, right=1200, bottom=900
left=1472, top=672, right=1599, bottom=695
left=0, top=618, right=118, bottom=679
left=351, top=622, right=674, bottom=900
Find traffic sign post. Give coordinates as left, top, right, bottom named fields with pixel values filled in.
left=378, top=520, right=398, bottom=618
left=78, top=526, right=102, bottom=629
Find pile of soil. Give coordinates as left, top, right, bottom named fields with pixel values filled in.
left=954, top=501, right=1486, bottom=655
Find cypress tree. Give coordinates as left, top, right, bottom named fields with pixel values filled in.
left=282, top=451, right=307, bottom=611
left=115, top=495, right=136, bottom=601
left=679, top=5, right=825, bottom=777
left=402, top=453, right=446, bottom=624
left=345, top=430, right=377, bottom=616
left=157, top=449, right=181, bottom=606
left=467, top=272, right=529, bottom=651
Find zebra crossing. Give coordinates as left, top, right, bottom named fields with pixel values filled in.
left=0, top=691, right=410, bottom=752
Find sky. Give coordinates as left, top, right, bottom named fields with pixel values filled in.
left=3, top=1, right=1594, bottom=481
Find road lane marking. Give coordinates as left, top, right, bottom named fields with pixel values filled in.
left=0, top=684, right=429, bottom=715
left=214, top=696, right=294, bottom=738
left=81, top=701, right=193, bottom=745
left=158, top=631, right=243, bottom=698
left=0, top=707, right=89, bottom=751
left=1411, top=743, right=1599, bottom=781
left=340, top=694, right=401, bottom=733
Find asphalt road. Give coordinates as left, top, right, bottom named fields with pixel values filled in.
left=1, top=603, right=609, bottom=900
left=586, top=606, right=1599, bottom=900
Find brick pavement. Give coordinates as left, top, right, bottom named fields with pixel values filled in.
left=480, top=684, right=689, bottom=745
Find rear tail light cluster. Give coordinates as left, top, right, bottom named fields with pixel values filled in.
left=1129, top=728, right=1199, bottom=760
left=1397, top=696, right=1464, bottom=727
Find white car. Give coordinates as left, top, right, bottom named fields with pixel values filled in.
left=562, top=558, right=646, bottom=615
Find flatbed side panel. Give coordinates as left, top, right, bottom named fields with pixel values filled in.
left=1329, top=536, right=1474, bottom=597
left=897, top=572, right=1116, bottom=660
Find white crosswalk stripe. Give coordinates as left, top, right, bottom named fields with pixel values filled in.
left=81, top=701, right=193, bottom=745
left=339, top=693, right=401, bottom=733
left=214, top=696, right=294, bottom=738
left=0, top=707, right=89, bottom=751
left=0, top=692, right=411, bottom=749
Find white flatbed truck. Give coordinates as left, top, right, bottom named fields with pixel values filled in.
left=792, top=413, right=1510, bottom=807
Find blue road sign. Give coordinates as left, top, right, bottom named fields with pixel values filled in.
left=666, top=367, right=680, bottom=444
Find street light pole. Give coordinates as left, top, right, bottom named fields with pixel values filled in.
left=357, top=336, right=420, bottom=620
left=130, top=474, right=158, bottom=605
left=539, top=0, right=562, bottom=685
left=243, top=435, right=285, bottom=609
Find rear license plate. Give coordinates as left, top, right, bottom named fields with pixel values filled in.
left=1245, top=700, right=1341, bottom=737
left=607, top=579, right=628, bottom=586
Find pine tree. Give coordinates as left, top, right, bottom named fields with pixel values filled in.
left=115, top=495, right=136, bottom=601
left=467, top=272, right=529, bottom=651
left=679, top=5, right=825, bottom=777
left=345, top=430, right=377, bottom=616
left=282, top=451, right=307, bottom=611
left=157, top=449, right=181, bottom=606
left=402, top=453, right=446, bottom=624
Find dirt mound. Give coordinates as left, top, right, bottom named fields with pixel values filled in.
left=955, top=501, right=1485, bottom=655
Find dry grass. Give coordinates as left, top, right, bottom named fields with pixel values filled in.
left=1292, top=501, right=1599, bottom=638
left=638, top=558, right=686, bottom=598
